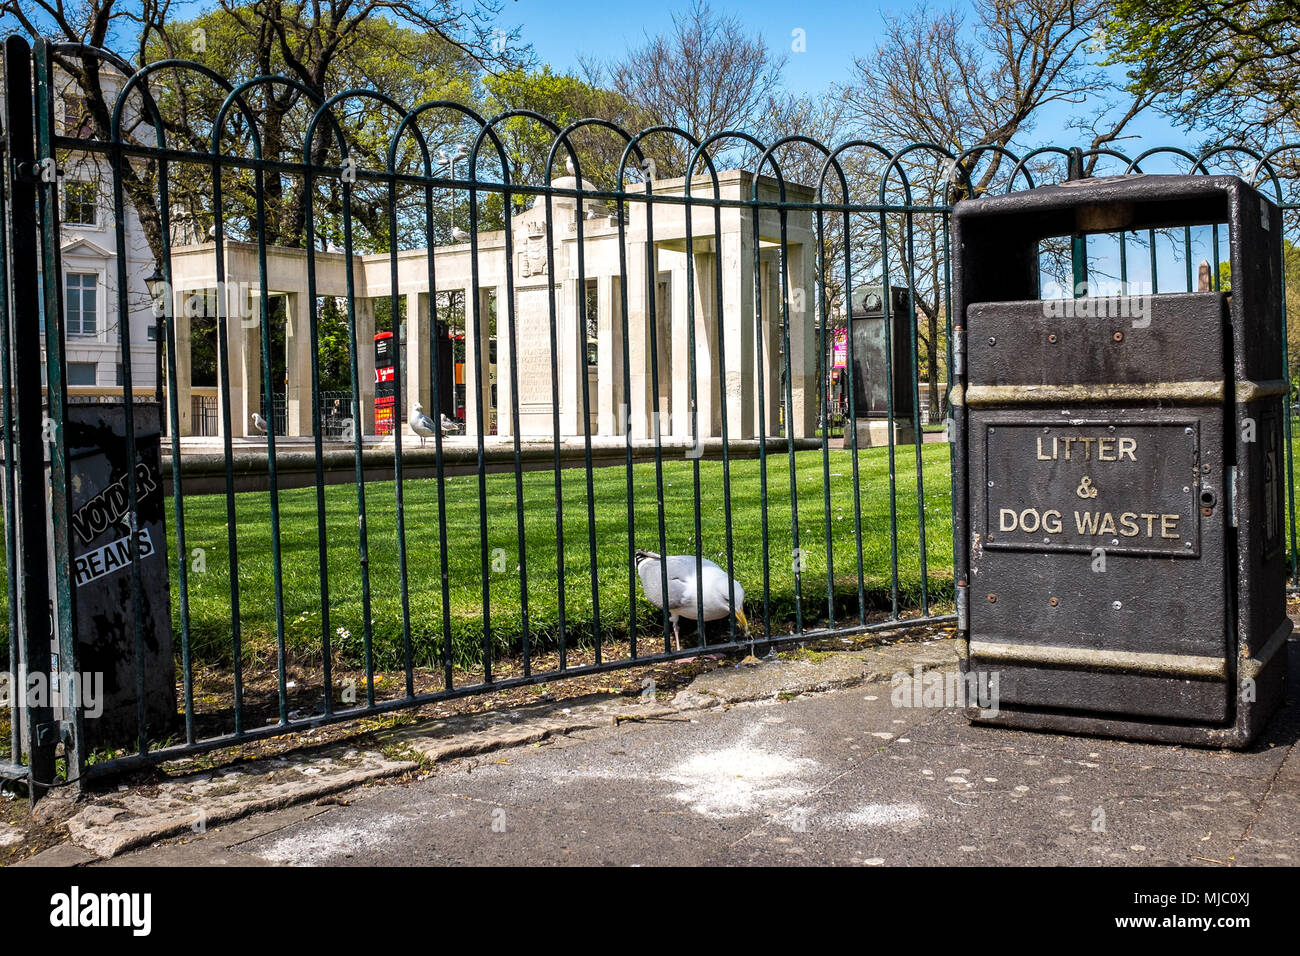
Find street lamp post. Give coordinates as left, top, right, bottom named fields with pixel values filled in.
left=144, top=265, right=165, bottom=414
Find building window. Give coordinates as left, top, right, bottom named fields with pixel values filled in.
left=63, top=95, right=93, bottom=138
left=65, top=273, right=98, bottom=336
left=63, top=180, right=98, bottom=226
left=68, top=363, right=97, bottom=386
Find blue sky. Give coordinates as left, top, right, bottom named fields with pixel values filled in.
left=124, top=0, right=1199, bottom=158
left=504, top=0, right=1198, bottom=159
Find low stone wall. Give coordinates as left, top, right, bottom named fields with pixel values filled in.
left=161, top=436, right=823, bottom=494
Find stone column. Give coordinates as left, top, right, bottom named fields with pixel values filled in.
left=721, top=226, right=755, bottom=439
left=404, top=291, right=433, bottom=435
left=496, top=286, right=515, bottom=439
left=172, top=288, right=193, bottom=436
left=692, top=250, right=721, bottom=438
left=222, top=293, right=262, bottom=438
left=786, top=242, right=818, bottom=438
left=354, top=297, right=376, bottom=437
left=759, top=254, right=783, bottom=436
left=463, top=285, right=493, bottom=436
left=670, top=255, right=690, bottom=439
left=652, top=269, right=673, bottom=437
left=626, top=240, right=653, bottom=439
left=283, top=292, right=314, bottom=437
left=558, top=278, right=581, bottom=436
left=597, top=274, right=626, bottom=437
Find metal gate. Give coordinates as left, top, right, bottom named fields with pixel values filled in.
left=2, top=35, right=1297, bottom=799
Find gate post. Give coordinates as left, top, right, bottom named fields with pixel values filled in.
left=34, top=39, right=87, bottom=780
left=3, top=36, right=61, bottom=801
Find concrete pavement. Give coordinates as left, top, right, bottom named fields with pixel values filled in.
left=86, top=637, right=1299, bottom=867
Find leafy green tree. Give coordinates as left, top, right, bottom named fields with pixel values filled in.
left=480, top=66, right=645, bottom=197
left=1104, top=0, right=1300, bottom=145
left=143, top=7, right=517, bottom=252
left=1221, top=238, right=1300, bottom=385
left=1, top=0, right=528, bottom=261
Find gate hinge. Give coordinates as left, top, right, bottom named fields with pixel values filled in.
left=35, top=722, right=59, bottom=747
left=10, top=157, right=60, bottom=184
left=956, top=582, right=969, bottom=633
left=952, top=327, right=965, bottom=377
left=1228, top=465, right=1238, bottom=528
left=10, top=157, right=39, bottom=183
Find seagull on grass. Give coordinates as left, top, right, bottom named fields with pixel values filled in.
left=634, top=549, right=747, bottom=651
left=410, top=403, right=438, bottom=446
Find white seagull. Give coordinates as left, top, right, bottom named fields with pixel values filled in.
left=440, top=413, right=459, bottom=436
left=251, top=412, right=268, bottom=434
left=634, top=549, right=747, bottom=651
left=410, top=402, right=438, bottom=446
left=451, top=226, right=470, bottom=242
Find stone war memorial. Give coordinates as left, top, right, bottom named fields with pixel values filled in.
left=165, top=169, right=820, bottom=445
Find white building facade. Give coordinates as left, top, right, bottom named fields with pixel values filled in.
left=45, top=74, right=158, bottom=395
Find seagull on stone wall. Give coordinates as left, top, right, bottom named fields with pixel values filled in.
left=440, top=413, right=459, bottom=436
left=410, top=403, right=438, bottom=446
left=251, top=412, right=268, bottom=434
left=634, top=549, right=747, bottom=651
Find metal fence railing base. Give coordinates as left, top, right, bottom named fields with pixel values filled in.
left=76, top=611, right=956, bottom=786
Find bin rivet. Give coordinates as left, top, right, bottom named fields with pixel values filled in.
left=987, top=594, right=997, bottom=603
left=1112, top=600, right=1122, bottom=610
left=1047, top=333, right=1057, bottom=343
left=1049, top=596, right=1059, bottom=606
left=988, top=337, right=996, bottom=346
left=1112, top=331, right=1123, bottom=341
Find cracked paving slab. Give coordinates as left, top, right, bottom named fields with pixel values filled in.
left=65, top=747, right=415, bottom=859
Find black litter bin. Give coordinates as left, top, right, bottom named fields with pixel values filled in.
left=951, top=174, right=1290, bottom=747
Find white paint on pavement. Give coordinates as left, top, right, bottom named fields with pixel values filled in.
left=257, top=810, right=417, bottom=865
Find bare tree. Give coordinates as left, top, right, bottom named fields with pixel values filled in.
left=831, top=0, right=1155, bottom=422
left=583, top=0, right=793, bottom=176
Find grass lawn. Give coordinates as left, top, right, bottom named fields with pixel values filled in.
left=10, top=425, right=1300, bottom=678
left=166, top=444, right=956, bottom=672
